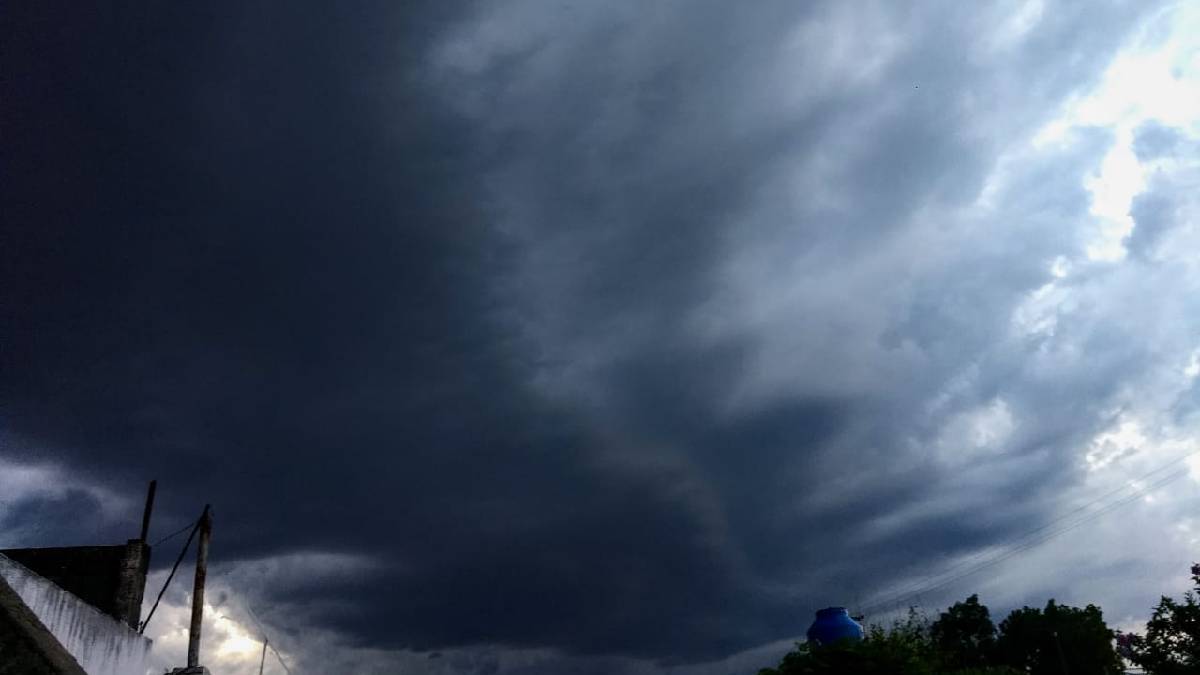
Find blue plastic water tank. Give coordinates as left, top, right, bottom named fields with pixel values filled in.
left=806, top=607, right=864, bottom=645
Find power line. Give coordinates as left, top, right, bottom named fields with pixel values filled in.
left=243, top=602, right=267, bottom=637
left=860, top=451, right=1198, bottom=615
left=860, top=465, right=1192, bottom=617
left=863, top=468, right=1190, bottom=616
left=902, top=469, right=1188, bottom=606
left=244, top=602, right=294, bottom=675
left=267, top=640, right=293, bottom=675
left=140, top=515, right=203, bottom=634
left=152, top=519, right=199, bottom=547
left=862, top=468, right=1188, bottom=615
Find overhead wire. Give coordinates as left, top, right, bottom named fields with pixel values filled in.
left=858, top=465, right=1192, bottom=617
left=137, top=507, right=293, bottom=671
left=267, top=640, right=293, bottom=675
left=898, top=468, right=1191, bottom=608
left=140, top=514, right=203, bottom=634
left=152, top=519, right=199, bottom=547
left=861, top=467, right=1189, bottom=616
left=860, top=450, right=1199, bottom=615
left=244, top=601, right=294, bottom=675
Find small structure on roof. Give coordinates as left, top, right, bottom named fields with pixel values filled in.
left=0, top=482, right=157, bottom=675
left=0, top=480, right=215, bottom=675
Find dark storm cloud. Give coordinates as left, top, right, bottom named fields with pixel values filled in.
left=3, top=0, right=783, bottom=660
left=2, top=1, right=1188, bottom=672
left=428, top=0, right=1156, bottom=635
left=0, top=489, right=126, bottom=548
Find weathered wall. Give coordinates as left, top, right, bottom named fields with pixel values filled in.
left=0, top=574, right=87, bottom=675
left=0, top=553, right=151, bottom=675
left=0, top=541, right=149, bottom=630
left=113, top=542, right=149, bottom=630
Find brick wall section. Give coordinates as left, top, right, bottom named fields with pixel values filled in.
left=114, top=540, right=150, bottom=629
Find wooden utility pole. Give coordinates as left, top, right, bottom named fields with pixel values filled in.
left=140, top=480, right=158, bottom=542
left=259, top=637, right=268, bottom=675
left=187, top=505, right=213, bottom=669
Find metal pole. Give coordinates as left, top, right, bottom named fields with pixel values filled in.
left=259, top=637, right=268, bottom=675
left=140, top=480, right=157, bottom=542
left=187, top=505, right=213, bottom=668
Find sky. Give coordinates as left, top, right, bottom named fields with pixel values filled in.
left=2, top=1, right=1200, bottom=673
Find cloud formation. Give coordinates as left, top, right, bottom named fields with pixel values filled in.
left=4, top=1, right=1200, bottom=672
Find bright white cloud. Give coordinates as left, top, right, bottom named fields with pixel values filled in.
left=1033, top=1, right=1200, bottom=260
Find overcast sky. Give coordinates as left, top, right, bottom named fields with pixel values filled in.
left=3, top=1, right=1200, bottom=673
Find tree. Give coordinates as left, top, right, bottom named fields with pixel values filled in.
left=757, top=608, right=1021, bottom=675
left=1120, top=563, right=1200, bottom=674
left=931, top=594, right=998, bottom=669
left=996, top=600, right=1123, bottom=675
left=759, top=609, right=935, bottom=675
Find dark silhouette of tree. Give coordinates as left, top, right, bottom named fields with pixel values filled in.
left=996, top=600, right=1123, bottom=675
left=759, top=609, right=934, bottom=675
left=931, top=594, right=998, bottom=669
left=1120, top=563, right=1200, bottom=674
left=758, top=608, right=1021, bottom=675
left=756, top=638, right=932, bottom=675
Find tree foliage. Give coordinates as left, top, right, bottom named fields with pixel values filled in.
left=931, top=594, right=998, bottom=669
left=759, top=567, right=1200, bottom=675
left=759, top=596, right=1123, bottom=675
left=759, top=607, right=1021, bottom=675
left=1120, top=563, right=1200, bottom=674
left=995, top=600, right=1123, bottom=674
left=758, top=609, right=936, bottom=675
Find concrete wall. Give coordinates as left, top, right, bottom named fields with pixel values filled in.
left=0, top=553, right=151, bottom=675
left=0, top=541, right=149, bottom=630
left=0, top=573, right=87, bottom=675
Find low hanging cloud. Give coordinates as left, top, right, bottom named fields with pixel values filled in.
left=4, top=1, right=1200, bottom=673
